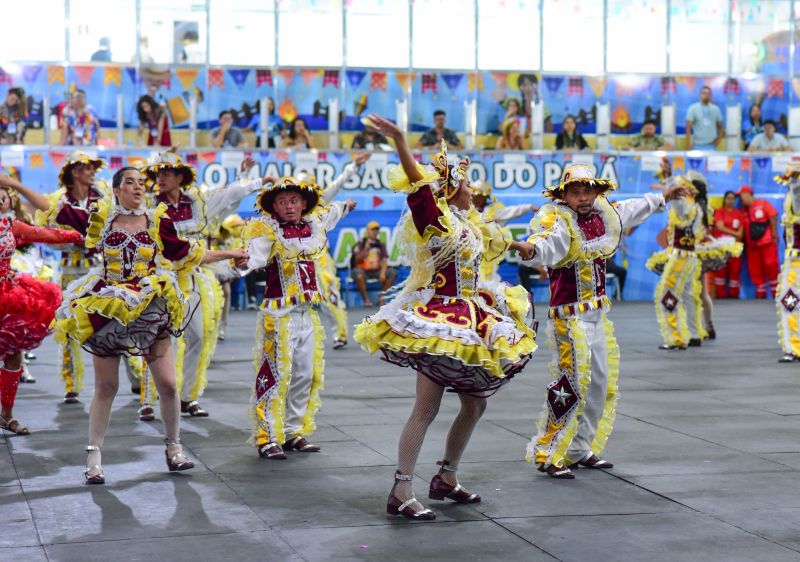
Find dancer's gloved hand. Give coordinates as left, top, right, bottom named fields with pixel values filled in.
left=353, top=152, right=371, bottom=166
left=663, top=184, right=690, bottom=202
left=345, top=199, right=357, bottom=212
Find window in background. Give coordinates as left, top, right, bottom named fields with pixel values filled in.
left=70, top=0, right=137, bottom=63
left=210, top=0, right=275, bottom=66
left=542, top=0, right=604, bottom=73
left=278, top=0, right=343, bottom=66
left=477, top=0, right=539, bottom=70
left=0, top=0, right=65, bottom=61
left=346, top=0, right=409, bottom=68
left=412, top=0, right=476, bottom=69
left=607, top=0, right=667, bottom=73
left=669, top=0, right=729, bottom=73
left=140, top=0, right=208, bottom=64
left=732, top=0, right=791, bottom=74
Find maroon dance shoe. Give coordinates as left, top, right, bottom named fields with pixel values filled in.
left=569, top=454, right=614, bottom=470
left=165, top=439, right=195, bottom=472
left=538, top=463, right=575, bottom=479
left=386, top=471, right=436, bottom=520
left=428, top=461, right=480, bottom=503
left=258, top=442, right=287, bottom=460
left=283, top=436, right=321, bottom=452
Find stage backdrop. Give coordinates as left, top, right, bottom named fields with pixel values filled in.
left=0, top=147, right=794, bottom=300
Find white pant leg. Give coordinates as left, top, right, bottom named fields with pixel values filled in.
left=179, top=289, right=204, bottom=402
left=566, top=318, right=608, bottom=462
left=283, top=310, right=316, bottom=438
left=684, top=260, right=701, bottom=340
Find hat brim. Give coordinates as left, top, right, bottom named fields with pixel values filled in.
left=543, top=177, right=616, bottom=199
left=143, top=163, right=197, bottom=188
left=58, top=158, right=105, bottom=188
left=257, top=185, right=319, bottom=216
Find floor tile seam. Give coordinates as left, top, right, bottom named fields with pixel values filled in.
left=5, top=439, right=45, bottom=549
left=615, top=412, right=750, bottom=452
left=38, top=528, right=278, bottom=548
left=602, top=470, right=703, bottom=514
left=182, top=442, right=304, bottom=559
left=488, top=517, right=564, bottom=562
left=700, top=512, right=800, bottom=554
left=490, top=511, right=679, bottom=521
left=325, top=423, right=397, bottom=463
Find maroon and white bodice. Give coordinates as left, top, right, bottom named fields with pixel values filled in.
left=261, top=221, right=323, bottom=305
left=548, top=212, right=608, bottom=314
left=101, top=227, right=157, bottom=284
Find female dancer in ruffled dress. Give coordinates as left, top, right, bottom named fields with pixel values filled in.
left=0, top=185, right=83, bottom=435
left=355, top=116, right=536, bottom=520
left=55, top=167, right=246, bottom=483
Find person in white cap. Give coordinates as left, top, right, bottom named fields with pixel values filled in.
left=519, top=163, right=686, bottom=478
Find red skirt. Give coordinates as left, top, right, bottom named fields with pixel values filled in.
left=0, top=274, right=62, bottom=361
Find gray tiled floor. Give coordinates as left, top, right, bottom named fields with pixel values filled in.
left=4, top=300, right=800, bottom=561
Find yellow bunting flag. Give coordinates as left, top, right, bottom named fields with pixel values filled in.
left=47, top=66, right=65, bottom=85
left=176, top=68, right=200, bottom=90
left=29, top=152, right=44, bottom=169
left=673, top=156, right=685, bottom=171
left=103, top=66, right=122, bottom=87
left=395, top=72, right=417, bottom=91
left=467, top=72, right=484, bottom=92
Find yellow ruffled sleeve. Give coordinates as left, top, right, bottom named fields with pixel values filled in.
left=84, top=200, right=111, bottom=249
left=34, top=189, right=66, bottom=227
left=387, top=162, right=440, bottom=194
left=471, top=209, right=512, bottom=264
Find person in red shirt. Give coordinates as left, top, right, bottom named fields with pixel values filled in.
left=713, top=190, right=745, bottom=298
left=738, top=185, right=780, bottom=298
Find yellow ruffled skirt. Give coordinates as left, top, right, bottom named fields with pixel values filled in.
left=355, top=290, right=536, bottom=396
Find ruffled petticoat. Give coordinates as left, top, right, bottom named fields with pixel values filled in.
left=55, top=271, right=189, bottom=357
left=355, top=289, right=536, bottom=396
left=646, top=234, right=742, bottom=275
left=0, top=274, right=63, bottom=361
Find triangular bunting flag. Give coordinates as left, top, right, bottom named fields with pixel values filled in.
left=543, top=76, right=563, bottom=93
left=228, top=68, right=250, bottom=88
left=29, top=153, right=43, bottom=169
left=176, top=68, right=200, bottom=90
left=109, top=155, right=123, bottom=169
left=256, top=69, right=273, bottom=87
left=346, top=69, right=367, bottom=89
left=372, top=195, right=383, bottom=208
left=677, top=76, right=697, bottom=91
left=394, top=72, right=416, bottom=91
left=467, top=72, right=484, bottom=92
left=673, top=156, right=685, bottom=171
left=740, top=157, right=752, bottom=172
left=567, top=77, right=584, bottom=96
left=47, top=66, right=65, bottom=86
left=200, top=151, right=217, bottom=164
left=491, top=72, right=508, bottom=84
left=208, top=68, right=224, bottom=89
left=278, top=69, right=295, bottom=84
left=688, top=157, right=704, bottom=169
left=301, top=69, right=321, bottom=85
left=49, top=151, right=65, bottom=168
left=73, top=65, right=96, bottom=85
left=127, top=155, right=145, bottom=167
left=421, top=73, right=438, bottom=94
left=322, top=70, right=339, bottom=87
left=103, top=66, right=122, bottom=87
left=587, top=77, right=607, bottom=97
left=125, top=67, right=138, bottom=84
left=441, top=73, right=464, bottom=92
left=0, top=67, right=12, bottom=86
left=186, top=152, right=198, bottom=166
left=22, top=65, right=42, bottom=85
left=370, top=71, right=387, bottom=91
left=755, top=157, right=769, bottom=169
left=767, top=78, right=784, bottom=98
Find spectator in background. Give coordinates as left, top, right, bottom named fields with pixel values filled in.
left=627, top=119, right=672, bottom=150
left=351, top=123, right=390, bottom=150
left=712, top=190, right=745, bottom=298
left=180, top=30, right=204, bottom=63
left=742, top=104, right=763, bottom=150
left=555, top=115, right=589, bottom=150
left=748, top=120, right=790, bottom=152
left=496, top=118, right=525, bottom=150
left=90, top=37, right=112, bottom=62
left=211, top=110, right=246, bottom=148
left=685, top=86, right=723, bottom=150
left=517, top=73, right=553, bottom=133
left=136, top=95, right=171, bottom=147
left=738, top=185, right=780, bottom=298
left=0, top=88, right=27, bottom=145
left=59, top=89, right=100, bottom=146
left=416, top=110, right=461, bottom=149
left=351, top=221, right=396, bottom=307
left=247, top=97, right=284, bottom=148
left=284, top=117, right=315, bottom=149
left=503, top=98, right=522, bottom=122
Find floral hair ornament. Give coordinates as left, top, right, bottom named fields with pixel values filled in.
left=430, top=140, right=469, bottom=200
